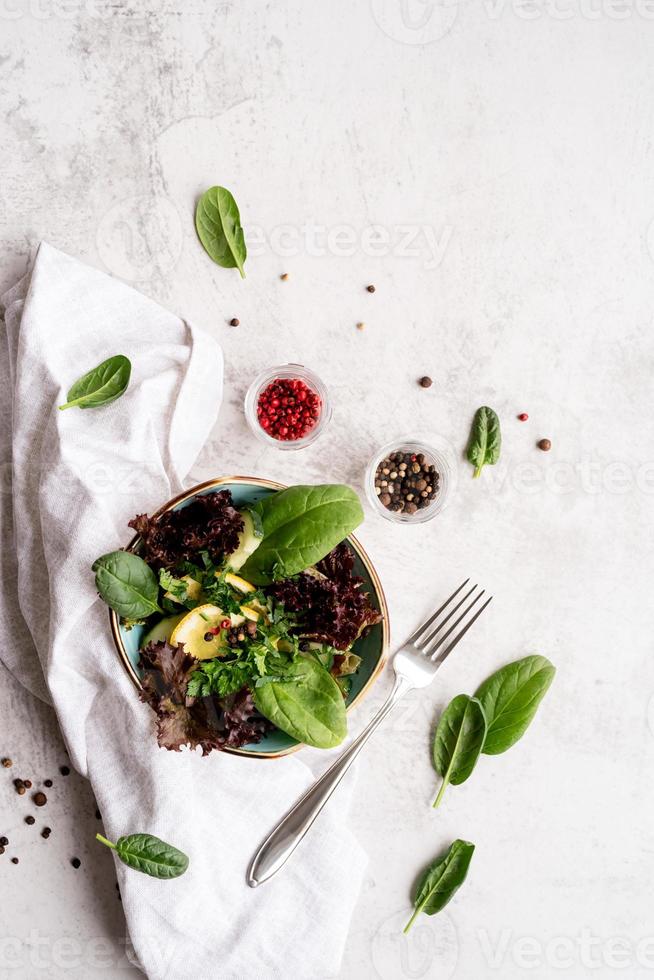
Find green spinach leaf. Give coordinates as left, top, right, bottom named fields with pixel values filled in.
left=92, top=551, right=162, bottom=620
left=404, top=839, right=475, bottom=933
left=240, top=484, right=364, bottom=585
left=432, top=695, right=487, bottom=808
left=59, top=355, right=131, bottom=411
left=195, top=186, right=247, bottom=278
left=253, top=656, right=347, bottom=748
left=475, top=655, right=555, bottom=755
left=466, top=406, right=501, bottom=478
left=96, top=833, right=188, bottom=879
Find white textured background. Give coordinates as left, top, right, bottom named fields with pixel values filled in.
left=1, top=2, right=654, bottom=978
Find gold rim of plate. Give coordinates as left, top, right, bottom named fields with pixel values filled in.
left=109, top=476, right=391, bottom=759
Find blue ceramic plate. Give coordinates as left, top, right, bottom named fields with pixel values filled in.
left=110, top=476, right=390, bottom=758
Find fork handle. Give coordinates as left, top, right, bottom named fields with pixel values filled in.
left=247, top=674, right=414, bottom=887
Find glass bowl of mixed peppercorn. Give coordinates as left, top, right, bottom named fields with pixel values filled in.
left=366, top=439, right=453, bottom=522
left=244, top=363, right=332, bottom=450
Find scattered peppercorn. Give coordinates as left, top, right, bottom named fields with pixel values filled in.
left=366, top=284, right=376, bottom=293
left=11, top=857, right=18, bottom=864
left=280, top=272, right=289, bottom=281
left=518, top=413, right=528, bottom=421
left=256, top=377, right=321, bottom=442
left=25, top=815, right=35, bottom=825
left=419, top=376, right=432, bottom=389
left=373, top=449, right=440, bottom=516
left=41, top=827, right=51, bottom=839
left=1, top=758, right=12, bottom=768
left=33, top=792, right=47, bottom=807
left=0, top=836, right=8, bottom=846
left=44, top=779, right=53, bottom=788
left=14, top=779, right=25, bottom=796
left=71, top=857, right=81, bottom=869
left=538, top=438, right=552, bottom=451
left=356, top=322, right=365, bottom=331
left=229, top=318, right=240, bottom=327
left=60, top=766, right=70, bottom=776
left=23, top=779, right=32, bottom=789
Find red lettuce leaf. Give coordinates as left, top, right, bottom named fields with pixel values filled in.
left=138, top=641, right=270, bottom=754
left=267, top=543, right=382, bottom=650
left=129, top=490, right=244, bottom=571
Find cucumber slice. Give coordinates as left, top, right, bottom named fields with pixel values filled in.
left=141, top=613, right=185, bottom=649
left=229, top=509, right=263, bottom=571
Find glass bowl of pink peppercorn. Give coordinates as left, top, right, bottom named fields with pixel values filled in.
left=244, top=364, right=332, bottom=450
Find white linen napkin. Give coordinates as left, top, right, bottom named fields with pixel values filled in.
left=0, top=242, right=366, bottom=979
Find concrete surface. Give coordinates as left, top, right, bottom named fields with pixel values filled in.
left=1, top=2, right=654, bottom=978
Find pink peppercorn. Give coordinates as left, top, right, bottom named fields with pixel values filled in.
left=257, top=378, right=321, bottom=441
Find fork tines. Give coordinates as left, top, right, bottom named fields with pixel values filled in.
left=408, top=580, right=492, bottom=664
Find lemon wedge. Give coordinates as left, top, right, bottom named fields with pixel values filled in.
left=170, top=604, right=244, bottom=661
left=240, top=604, right=260, bottom=622
left=224, top=572, right=255, bottom=594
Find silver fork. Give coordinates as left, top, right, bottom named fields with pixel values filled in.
left=247, top=579, right=492, bottom=887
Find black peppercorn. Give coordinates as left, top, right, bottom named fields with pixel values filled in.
left=44, top=779, right=53, bottom=788
left=366, top=284, right=376, bottom=293
left=71, top=857, right=81, bottom=869
left=60, top=766, right=70, bottom=776
left=373, top=447, right=440, bottom=517
left=0, top=836, right=8, bottom=846
left=25, top=816, right=35, bottom=825
left=419, top=376, right=432, bottom=388
left=33, top=792, right=47, bottom=807
left=229, top=317, right=240, bottom=327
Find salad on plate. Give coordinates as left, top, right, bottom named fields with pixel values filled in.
left=92, top=484, right=383, bottom=754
